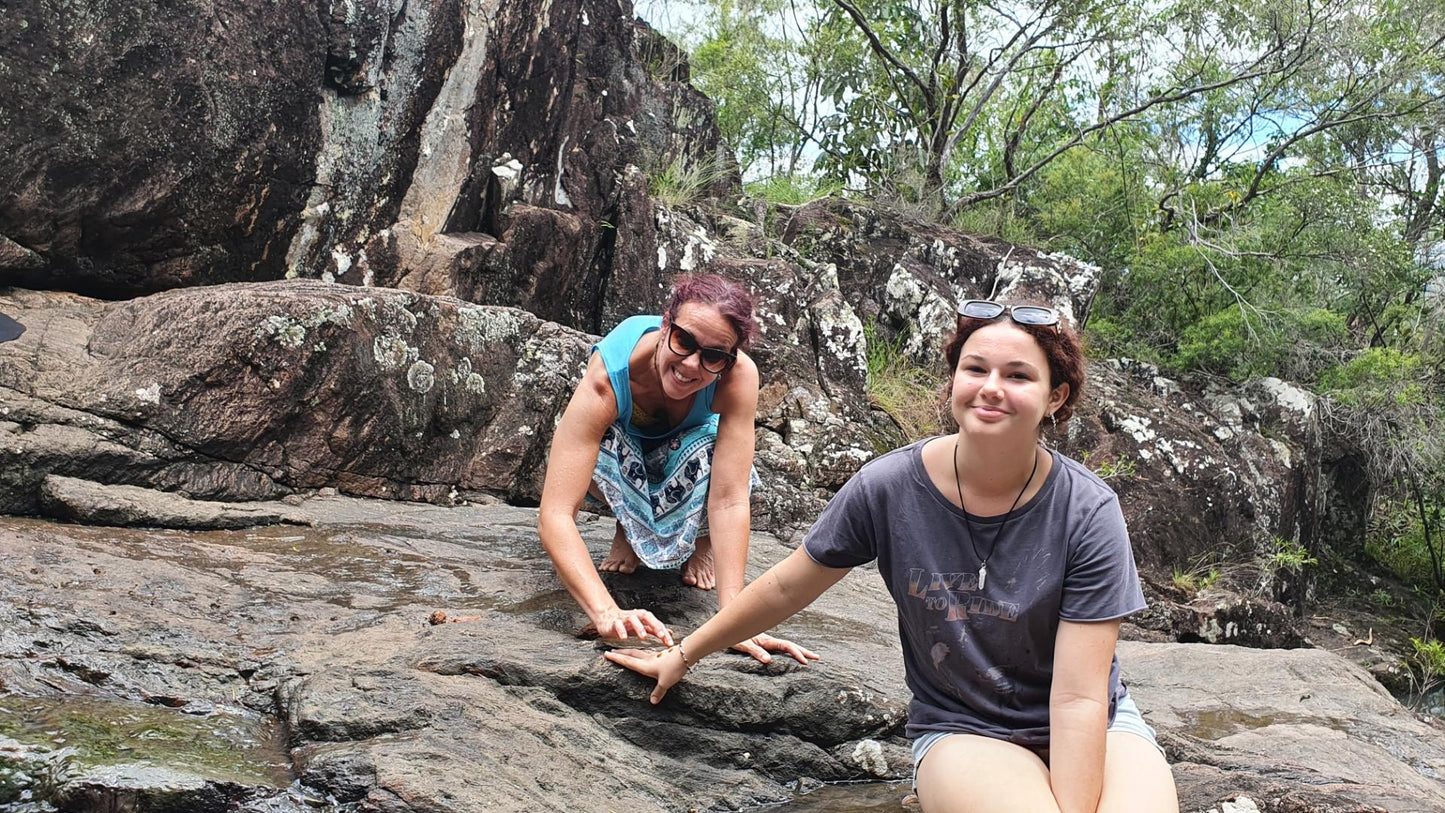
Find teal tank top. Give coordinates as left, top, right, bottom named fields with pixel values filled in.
left=593, top=315, right=718, bottom=439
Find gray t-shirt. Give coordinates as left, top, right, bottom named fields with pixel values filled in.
left=803, top=439, right=1147, bottom=747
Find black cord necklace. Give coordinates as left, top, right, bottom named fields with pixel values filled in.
left=952, top=438, right=1039, bottom=591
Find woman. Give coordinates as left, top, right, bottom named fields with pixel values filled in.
left=537, top=273, right=814, bottom=665
left=607, top=299, right=1179, bottom=812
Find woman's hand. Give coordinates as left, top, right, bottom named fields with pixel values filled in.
left=729, top=633, right=820, bottom=665
left=588, top=606, right=674, bottom=646
left=605, top=645, right=689, bottom=704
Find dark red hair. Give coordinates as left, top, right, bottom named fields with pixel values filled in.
left=662, top=274, right=759, bottom=351
left=942, top=306, right=1086, bottom=426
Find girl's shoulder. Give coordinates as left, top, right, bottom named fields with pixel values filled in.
left=851, top=438, right=930, bottom=487
left=1046, top=450, right=1124, bottom=511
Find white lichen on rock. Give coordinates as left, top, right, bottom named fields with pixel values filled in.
left=677, top=223, right=717, bottom=272
left=259, top=315, right=307, bottom=348
left=882, top=264, right=952, bottom=359
left=810, top=290, right=867, bottom=382
left=456, top=307, right=523, bottom=352
left=1119, top=414, right=1157, bottom=444
left=1256, top=377, right=1315, bottom=419
left=406, top=360, right=436, bottom=393
left=134, top=383, right=161, bottom=405
left=373, top=336, right=416, bottom=370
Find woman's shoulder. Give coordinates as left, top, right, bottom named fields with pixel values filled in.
left=600, top=314, right=662, bottom=343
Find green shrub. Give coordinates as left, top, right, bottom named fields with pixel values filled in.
left=744, top=174, right=843, bottom=205
left=1173, top=306, right=1347, bottom=381
left=1319, top=348, right=1426, bottom=409
left=1409, top=636, right=1445, bottom=682
left=1366, top=500, right=1441, bottom=591
left=1269, top=537, right=1318, bottom=574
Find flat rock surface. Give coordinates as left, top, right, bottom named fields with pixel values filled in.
left=0, top=497, right=1440, bottom=811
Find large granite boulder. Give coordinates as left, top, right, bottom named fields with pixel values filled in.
left=0, top=282, right=586, bottom=511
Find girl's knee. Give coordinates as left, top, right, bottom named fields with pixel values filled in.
left=915, top=735, right=1057, bottom=813
left=1098, top=731, right=1178, bottom=813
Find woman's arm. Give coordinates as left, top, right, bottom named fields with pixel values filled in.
left=606, top=546, right=849, bottom=703
left=704, top=350, right=760, bottom=611
left=705, top=353, right=816, bottom=665
left=1048, top=618, right=1122, bottom=813
left=537, top=353, right=671, bottom=644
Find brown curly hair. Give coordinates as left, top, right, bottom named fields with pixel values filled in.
left=942, top=306, right=1086, bottom=428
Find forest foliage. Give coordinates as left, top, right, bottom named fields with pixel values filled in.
left=642, top=0, right=1445, bottom=608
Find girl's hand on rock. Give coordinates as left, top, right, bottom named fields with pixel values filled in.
left=590, top=607, right=674, bottom=646
left=729, top=633, right=820, bottom=665
left=605, top=645, right=688, bottom=704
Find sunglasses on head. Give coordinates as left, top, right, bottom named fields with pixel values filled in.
left=958, top=300, right=1060, bottom=327
left=666, top=324, right=737, bottom=373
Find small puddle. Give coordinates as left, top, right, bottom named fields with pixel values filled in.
left=1183, top=708, right=1321, bottom=740
left=0, top=694, right=291, bottom=787
left=760, top=781, right=912, bottom=811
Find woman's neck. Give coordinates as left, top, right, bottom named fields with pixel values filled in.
left=628, top=331, right=666, bottom=402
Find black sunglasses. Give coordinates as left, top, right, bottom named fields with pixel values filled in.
left=958, top=300, right=1060, bottom=327
left=666, top=324, right=737, bottom=373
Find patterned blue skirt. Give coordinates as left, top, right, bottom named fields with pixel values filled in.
left=590, top=415, right=757, bottom=570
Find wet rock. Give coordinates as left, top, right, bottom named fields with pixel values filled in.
left=1, top=503, right=1440, bottom=811
left=0, top=501, right=914, bottom=811
left=1124, top=641, right=1445, bottom=811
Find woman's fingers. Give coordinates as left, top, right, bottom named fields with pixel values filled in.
left=604, top=648, right=657, bottom=675
left=631, top=609, right=674, bottom=645
left=732, top=638, right=773, bottom=664
left=596, top=608, right=673, bottom=645
left=755, top=634, right=820, bottom=665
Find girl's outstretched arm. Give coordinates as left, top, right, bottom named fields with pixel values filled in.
left=605, top=547, right=848, bottom=703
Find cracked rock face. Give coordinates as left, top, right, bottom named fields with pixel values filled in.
left=0, top=0, right=723, bottom=322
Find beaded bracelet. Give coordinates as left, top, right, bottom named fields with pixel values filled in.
left=656, top=642, right=693, bottom=672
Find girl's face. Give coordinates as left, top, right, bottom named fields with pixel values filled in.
left=950, top=322, right=1069, bottom=442
left=657, top=302, right=738, bottom=400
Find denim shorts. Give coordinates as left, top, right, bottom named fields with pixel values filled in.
left=911, top=692, right=1164, bottom=776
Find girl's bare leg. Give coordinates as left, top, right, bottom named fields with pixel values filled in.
left=1097, top=731, right=1178, bottom=813
left=914, top=734, right=1060, bottom=813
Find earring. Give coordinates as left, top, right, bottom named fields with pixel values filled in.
left=1049, top=412, right=1057, bottom=429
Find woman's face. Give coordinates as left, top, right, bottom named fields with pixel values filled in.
left=950, top=322, right=1068, bottom=442
left=657, top=302, right=738, bottom=400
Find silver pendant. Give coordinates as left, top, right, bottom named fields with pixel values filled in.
left=978, top=562, right=987, bottom=591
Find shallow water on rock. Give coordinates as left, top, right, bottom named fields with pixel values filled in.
left=768, top=781, right=911, bottom=811
left=0, top=694, right=291, bottom=787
